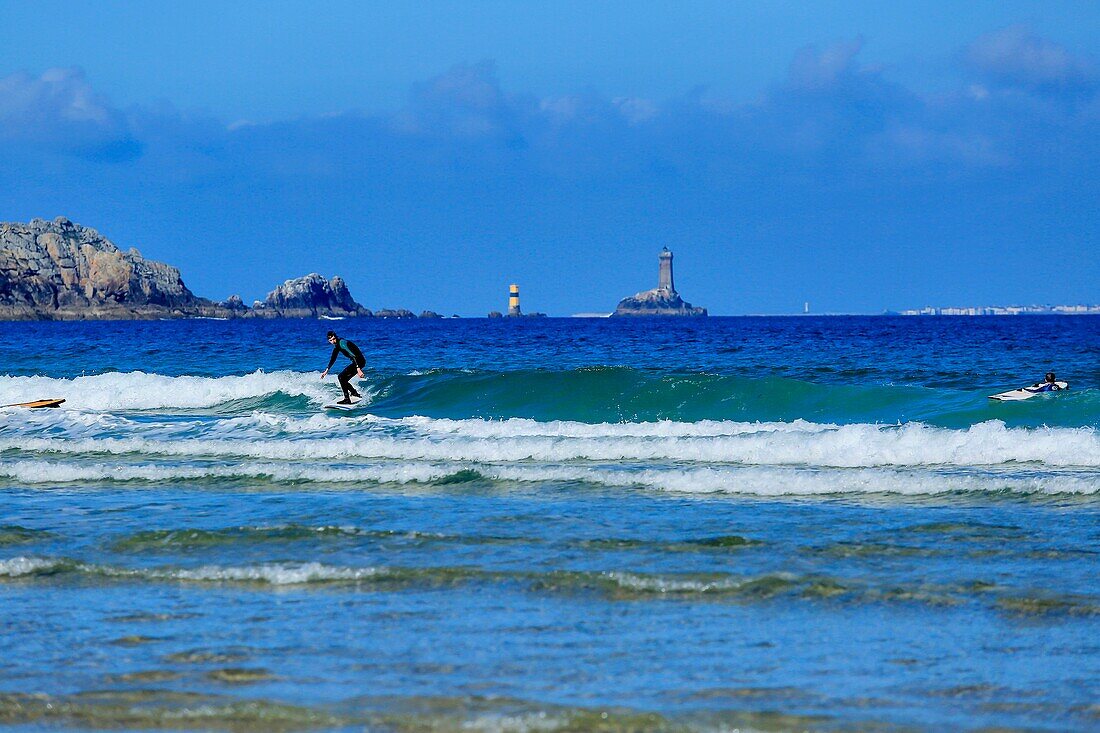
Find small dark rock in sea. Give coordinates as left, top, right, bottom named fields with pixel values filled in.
left=220, top=295, right=248, bottom=312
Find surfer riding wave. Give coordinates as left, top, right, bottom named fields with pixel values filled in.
left=320, top=331, right=365, bottom=404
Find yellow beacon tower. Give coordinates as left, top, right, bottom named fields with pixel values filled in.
left=508, top=284, right=521, bottom=316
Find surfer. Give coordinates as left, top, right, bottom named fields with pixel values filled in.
left=320, top=331, right=366, bottom=404
left=1026, top=372, right=1063, bottom=393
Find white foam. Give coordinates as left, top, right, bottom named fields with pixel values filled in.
left=0, top=370, right=333, bottom=410
left=0, top=459, right=1094, bottom=496
left=5, top=419, right=1100, bottom=468
left=391, top=415, right=833, bottom=438
left=601, top=571, right=784, bottom=593
left=490, top=464, right=1100, bottom=496
left=0, top=460, right=462, bottom=485
left=3, top=379, right=1098, bottom=471
left=3, top=395, right=1100, bottom=497
left=158, top=562, right=383, bottom=584
left=42, top=412, right=813, bottom=439
left=0, top=556, right=65, bottom=576
left=0, top=557, right=388, bottom=584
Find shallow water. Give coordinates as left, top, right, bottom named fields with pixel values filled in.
left=0, top=317, right=1097, bottom=731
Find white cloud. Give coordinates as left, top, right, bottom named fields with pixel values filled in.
left=0, top=67, right=138, bottom=159
left=966, top=25, right=1097, bottom=89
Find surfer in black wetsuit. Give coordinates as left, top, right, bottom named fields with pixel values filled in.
left=321, top=331, right=366, bottom=404
left=1026, top=372, right=1062, bottom=393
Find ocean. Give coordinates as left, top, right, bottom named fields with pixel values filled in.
left=0, top=316, right=1097, bottom=731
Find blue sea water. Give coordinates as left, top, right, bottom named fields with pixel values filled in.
left=0, top=316, right=1097, bottom=731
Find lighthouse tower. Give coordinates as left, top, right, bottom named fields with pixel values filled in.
left=610, top=246, right=706, bottom=316
left=508, top=284, right=521, bottom=316
left=658, top=248, right=675, bottom=293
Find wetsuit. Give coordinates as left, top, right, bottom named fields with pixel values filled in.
left=1028, top=382, right=1061, bottom=393
left=326, top=338, right=366, bottom=400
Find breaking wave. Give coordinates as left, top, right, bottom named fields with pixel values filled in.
left=0, top=370, right=331, bottom=411
left=2, top=369, right=1098, bottom=500
left=4, top=417, right=1100, bottom=468
left=0, top=459, right=1095, bottom=496
left=4, top=556, right=1096, bottom=615
left=3, top=367, right=1099, bottom=425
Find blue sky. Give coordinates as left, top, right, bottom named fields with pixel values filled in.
left=0, top=1, right=1097, bottom=314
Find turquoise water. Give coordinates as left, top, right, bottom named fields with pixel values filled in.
left=0, top=317, right=1097, bottom=731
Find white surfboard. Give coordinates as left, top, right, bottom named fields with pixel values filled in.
left=323, top=398, right=365, bottom=411
left=988, top=382, right=1068, bottom=401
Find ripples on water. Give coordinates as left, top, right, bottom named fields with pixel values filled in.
left=0, top=317, right=1097, bottom=731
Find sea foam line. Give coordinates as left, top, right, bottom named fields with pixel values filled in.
left=0, top=460, right=1096, bottom=495
left=0, top=460, right=457, bottom=485
left=4, top=419, right=1100, bottom=468
left=0, top=557, right=386, bottom=584
left=6, top=558, right=1095, bottom=614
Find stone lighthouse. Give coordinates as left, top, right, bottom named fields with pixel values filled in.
left=658, top=247, right=675, bottom=293
left=611, top=247, right=707, bottom=317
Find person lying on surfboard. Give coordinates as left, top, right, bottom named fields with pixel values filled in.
left=1025, top=372, right=1063, bottom=393
left=320, top=330, right=366, bottom=405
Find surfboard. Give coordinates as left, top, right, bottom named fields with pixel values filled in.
left=988, top=382, right=1068, bottom=401
left=3, top=398, right=66, bottom=409
left=323, top=398, right=365, bottom=411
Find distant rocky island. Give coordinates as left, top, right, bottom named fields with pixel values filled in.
left=0, top=218, right=431, bottom=320
left=612, top=247, right=707, bottom=316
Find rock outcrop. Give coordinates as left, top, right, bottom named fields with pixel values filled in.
left=219, top=294, right=248, bottom=313
left=613, top=289, right=707, bottom=317
left=251, top=274, right=371, bottom=318
left=612, top=247, right=707, bottom=317
left=0, top=217, right=230, bottom=320
left=0, top=217, right=452, bottom=321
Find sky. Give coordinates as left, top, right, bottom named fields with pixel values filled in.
left=0, top=1, right=1097, bottom=315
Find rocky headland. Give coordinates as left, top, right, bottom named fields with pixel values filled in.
left=0, top=217, right=231, bottom=320
left=0, top=218, right=428, bottom=320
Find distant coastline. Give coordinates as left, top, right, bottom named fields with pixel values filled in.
left=5, top=218, right=1097, bottom=321
left=893, top=305, right=1100, bottom=316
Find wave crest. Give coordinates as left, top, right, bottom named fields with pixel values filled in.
left=0, top=370, right=332, bottom=410
left=4, top=367, right=1099, bottom=426
left=4, top=419, right=1100, bottom=468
